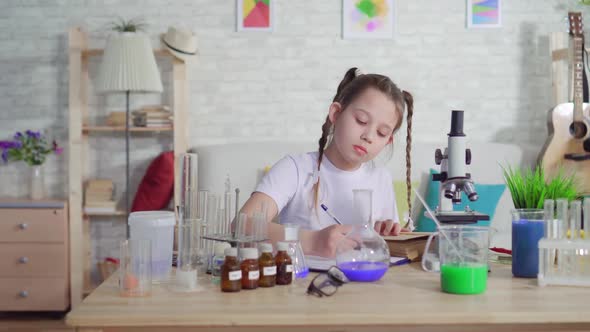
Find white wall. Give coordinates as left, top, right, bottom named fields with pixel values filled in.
left=0, top=0, right=587, bottom=279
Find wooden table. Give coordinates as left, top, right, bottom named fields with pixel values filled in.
left=66, top=263, right=590, bottom=332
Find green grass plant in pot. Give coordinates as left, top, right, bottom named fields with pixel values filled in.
left=502, top=165, right=578, bottom=278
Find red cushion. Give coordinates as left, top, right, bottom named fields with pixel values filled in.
left=131, top=151, right=174, bottom=212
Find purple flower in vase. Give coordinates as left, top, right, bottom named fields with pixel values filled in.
left=13, top=132, right=22, bottom=140
left=25, top=130, right=41, bottom=139
left=0, top=140, right=19, bottom=163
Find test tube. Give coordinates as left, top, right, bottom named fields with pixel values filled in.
left=555, top=199, right=568, bottom=276
left=570, top=200, right=582, bottom=276
left=235, top=213, right=248, bottom=242
left=224, top=192, right=233, bottom=238
left=543, top=199, right=555, bottom=273
left=556, top=199, right=568, bottom=240
left=195, top=190, right=209, bottom=270
left=584, top=198, right=590, bottom=241
left=205, top=194, right=219, bottom=271
left=571, top=200, right=582, bottom=240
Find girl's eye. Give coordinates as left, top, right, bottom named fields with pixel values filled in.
left=378, top=132, right=388, bottom=137
left=356, top=119, right=367, bottom=125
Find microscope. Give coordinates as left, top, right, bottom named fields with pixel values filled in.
left=431, top=110, right=489, bottom=224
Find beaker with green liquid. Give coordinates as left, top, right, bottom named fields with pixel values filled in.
left=422, top=225, right=489, bottom=295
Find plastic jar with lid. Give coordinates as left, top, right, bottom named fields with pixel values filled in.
left=240, top=247, right=260, bottom=290
left=221, top=247, right=241, bottom=292
left=275, top=241, right=293, bottom=285
left=258, top=243, right=276, bottom=287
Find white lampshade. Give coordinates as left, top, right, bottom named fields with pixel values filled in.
left=96, top=32, right=163, bottom=93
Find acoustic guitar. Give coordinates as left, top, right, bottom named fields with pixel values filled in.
left=539, top=12, right=590, bottom=194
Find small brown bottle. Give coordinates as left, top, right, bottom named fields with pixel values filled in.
left=221, top=247, right=241, bottom=292
left=240, top=248, right=259, bottom=290
left=275, top=241, right=293, bottom=285
left=258, top=243, right=276, bottom=287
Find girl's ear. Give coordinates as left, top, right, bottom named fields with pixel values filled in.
left=387, top=135, right=394, bottom=145
left=328, top=102, right=343, bottom=124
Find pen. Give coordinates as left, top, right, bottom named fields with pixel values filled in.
left=389, top=257, right=412, bottom=267
left=320, top=204, right=343, bottom=225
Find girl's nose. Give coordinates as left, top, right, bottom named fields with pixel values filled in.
left=361, top=132, right=372, bottom=144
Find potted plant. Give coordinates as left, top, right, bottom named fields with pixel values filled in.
left=1, top=130, right=62, bottom=199
left=502, top=164, right=578, bottom=278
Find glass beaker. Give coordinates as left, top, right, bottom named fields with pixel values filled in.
left=512, top=209, right=545, bottom=278
left=119, top=239, right=151, bottom=297
left=422, top=225, right=489, bottom=294
left=335, top=189, right=390, bottom=282
left=283, top=223, right=309, bottom=279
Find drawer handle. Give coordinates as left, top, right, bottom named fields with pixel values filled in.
left=18, top=257, right=29, bottom=264
left=19, top=290, right=28, bottom=298
left=18, top=223, right=28, bottom=230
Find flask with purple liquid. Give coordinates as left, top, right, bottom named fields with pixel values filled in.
left=283, top=223, right=309, bottom=279
left=335, top=189, right=390, bottom=282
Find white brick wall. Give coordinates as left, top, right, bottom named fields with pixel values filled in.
left=1, top=0, right=588, bottom=280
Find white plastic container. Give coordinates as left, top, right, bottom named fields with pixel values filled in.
left=129, top=211, right=175, bottom=283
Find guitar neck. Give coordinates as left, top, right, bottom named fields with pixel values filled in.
left=573, top=36, right=584, bottom=122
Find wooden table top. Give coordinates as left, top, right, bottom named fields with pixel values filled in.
left=65, top=263, right=590, bottom=332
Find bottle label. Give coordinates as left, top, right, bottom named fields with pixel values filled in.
left=229, top=270, right=242, bottom=281
left=249, top=270, right=260, bottom=280
left=286, top=265, right=293, bottom=273
left=263, top=266, right=277, bottom=276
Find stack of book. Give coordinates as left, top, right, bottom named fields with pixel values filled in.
left=132, top=105, right=173, bottom=128
left=383, top=232, right=432, bottom=260
left=106, top=111, right=130, bottom=126
left=84, top=179, right=116, bottom=214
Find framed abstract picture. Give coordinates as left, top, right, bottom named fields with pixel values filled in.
left=467, top=0, right=502, bottom=28
left=237, top=0, right=274, bottom=32
left=342, top=0, right=395, bottom=39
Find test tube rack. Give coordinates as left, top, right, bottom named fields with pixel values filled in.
left=538, top=198, right=590, bottom=287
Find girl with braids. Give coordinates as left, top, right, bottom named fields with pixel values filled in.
left=239, top=67, right=414, bottom=258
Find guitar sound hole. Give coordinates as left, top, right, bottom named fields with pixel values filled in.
left=569, top=121, right=588, bottom=139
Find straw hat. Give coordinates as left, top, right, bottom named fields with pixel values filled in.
left=161, top=27, right=198, bottom=61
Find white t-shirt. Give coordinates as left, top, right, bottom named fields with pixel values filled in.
left=255, top=152, right=399, bottom=231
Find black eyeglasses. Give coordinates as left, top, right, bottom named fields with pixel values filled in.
left=307, top=266, right=349, bottom=297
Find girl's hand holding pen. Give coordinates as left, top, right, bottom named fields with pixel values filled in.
left=374, top=220, right=411, bottom=236
left=311, top=224, right=355, bottom=258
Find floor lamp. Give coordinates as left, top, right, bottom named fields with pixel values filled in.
left=96, top=32, right=163, bottom=238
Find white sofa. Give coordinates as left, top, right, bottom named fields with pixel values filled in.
left=193, top=140, right=531, bottom=249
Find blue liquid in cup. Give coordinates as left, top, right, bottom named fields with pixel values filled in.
left=512, top=219, right=544, bottom=278
left=338, top=261, right=388, bottom=282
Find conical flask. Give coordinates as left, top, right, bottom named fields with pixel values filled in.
left=335, top=189, right=390, bottom=282
left=283, top=223, right=309, bottom=279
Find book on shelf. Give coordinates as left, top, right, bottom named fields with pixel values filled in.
left=84, top=200, right=116, bottom=209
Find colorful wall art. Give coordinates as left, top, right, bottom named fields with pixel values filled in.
left=342, top=0, right=395, bottom=39
left=467, top=0, right=502, bottom=28
left=237, top=0, right=273, bottom=31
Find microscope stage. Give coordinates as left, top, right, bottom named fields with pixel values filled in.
left=433, top=211, right=490, bottom=224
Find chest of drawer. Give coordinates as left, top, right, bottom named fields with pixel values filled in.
left=0, top=277, right=68, bottom=311
left=0, top=208, right=66, bottom=243
left=0, top=243, right=66, bottom=277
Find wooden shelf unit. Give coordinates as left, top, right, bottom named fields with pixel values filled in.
left=82, top=125, right=173, bottom=133
left=68, top=27, right=189, bottom=308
